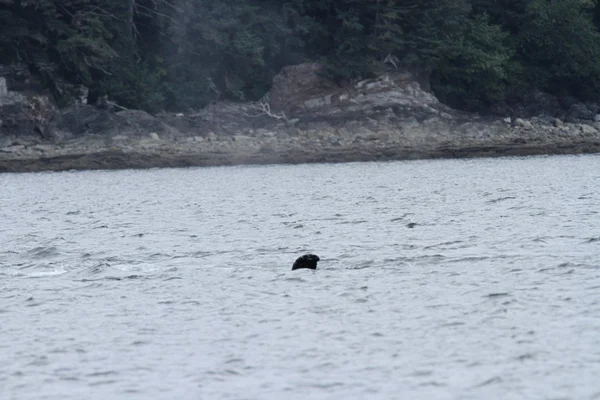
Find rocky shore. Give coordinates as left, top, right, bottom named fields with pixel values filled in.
left=2, top=63, right=600, bottom=173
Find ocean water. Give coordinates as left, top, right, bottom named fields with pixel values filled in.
left=1, top=155, right=599, bottom=400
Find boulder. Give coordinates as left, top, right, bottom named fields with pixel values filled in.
left=492, top=90, right=562, bottom=119
left=0, top=65, right=58, bottom=138
left=269, top=63, right=339, bottom=115
left=565, top=102, right=595, bottom=122
left=46, top=105, right=178, bottom=141
left=580, top=124, right=598, bottom=135
left=268, top=62, right=442, bottom=124
left=514, top=118, right=533, bottom=130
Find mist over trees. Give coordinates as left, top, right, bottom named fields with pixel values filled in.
left=2, top=0, right=600, bottom=113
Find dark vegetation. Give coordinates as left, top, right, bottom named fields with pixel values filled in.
left=2, top=0, right=600, bottom=113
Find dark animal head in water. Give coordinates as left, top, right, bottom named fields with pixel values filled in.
left=292, top=254, right=320, bottom=270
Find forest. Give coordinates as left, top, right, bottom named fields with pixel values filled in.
left=2, top=0, right=600, bottom=113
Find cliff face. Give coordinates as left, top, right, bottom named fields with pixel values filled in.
left=1, top=63, right=600, bottom=173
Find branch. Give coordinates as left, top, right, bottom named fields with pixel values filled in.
left=250, top=98, right=288, bottom=121
left=107, top=101, right=129, bottom=111
left=134, top=2, right=179, bottom=25
left=383, top=53, right=399, bottom=70
left=83, top=55, right=113, bottom=76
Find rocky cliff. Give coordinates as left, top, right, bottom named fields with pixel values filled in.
left=1, top=63, right=600, bottom=173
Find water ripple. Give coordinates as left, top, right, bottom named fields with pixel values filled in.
left=0, top=155, right=599, bottom=400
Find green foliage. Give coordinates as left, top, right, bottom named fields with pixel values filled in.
left=96, top=56, right=166, bottom=113
left=431, top=15, right=514, bottom=110
left=517, top=0, right=600, bottom=98
left=294, top=0, right=471, bottom=80
left=0, top=0, right=127, bottom=104
left=397, top=0, right=471, bottom=66
left=158, top=0, right=302, bottom=109
left=3, top=0, right=600, bottom=113
left=470, top=0, right=528, bottom=33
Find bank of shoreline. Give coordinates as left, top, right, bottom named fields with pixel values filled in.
left=1, top=133, right=598, bottom=173
left=3, top=64, right=600, bottom=174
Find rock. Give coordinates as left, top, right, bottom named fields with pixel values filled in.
left=514, top=118, right=533, bottom=130
left=559, top=95, right=578, bottom=109
left=586, top=102, right=600, bottom=114
left=1, top=64, right=59, bottom=138
left=0, top=86, right=57, bottom=138
left=0, top=77, right=7, bottom=96
left=257, top=131, right=276, bottom=138
left=3, top=62, right=600, bottom=173
left=149, top=132, right=160, bottom=140
left=566, top=102, right=594, bottom=122
left=0, top=144, right=26, bottom=154
left=580, top=124, right=598, bottom=135
left=0, top=92, right=57, bottom=138
left=522, top=91, right=562, bottom=118
left=269, top=63, right=338, bottom=114
left=503, top=117, right=511, bottom=124
left=28, top=95, right=58, bottom=136
left=47, top=105, right=178, bottom=141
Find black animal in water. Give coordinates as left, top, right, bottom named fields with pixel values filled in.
left=292, top=254, right=320, bottom=271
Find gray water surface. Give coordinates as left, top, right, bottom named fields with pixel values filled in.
left=1, top=155, right=599, bottom=400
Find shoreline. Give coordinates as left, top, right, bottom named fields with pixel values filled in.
left=1, top=135, right=598, bottom=173
left=3, top=66, right=600, bottom=174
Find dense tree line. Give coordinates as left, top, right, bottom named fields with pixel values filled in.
left=2, top=0, right=600, bottom=113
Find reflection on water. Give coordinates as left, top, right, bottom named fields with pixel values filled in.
left=1, top=155, right=599, bottom=400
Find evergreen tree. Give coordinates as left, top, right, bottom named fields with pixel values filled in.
left=3, top=0, right=600, bottom=113
left=517, top=0, right=600, bottom=98
left=431, top=15, right=514, bottom=109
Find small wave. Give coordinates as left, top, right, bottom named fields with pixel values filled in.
left=24, top=265, right=69, bottom=278
left=484, top=292, right=510, bottom=298
left=80, top=274, right=143, bottom=282
left=474, top=376, right=503, bottom=387
left=284, top=277, right=308, bottom=282
left=424, top=241, right=464, bottom=250
left=485, top=196, right=516, bottom=204
left=337, top=219, right=368, bottom=225
left=79, top=262, right=112, bottom=275
left=24, top=246, right=61, bottom=259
